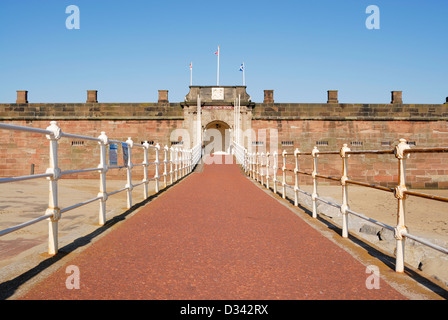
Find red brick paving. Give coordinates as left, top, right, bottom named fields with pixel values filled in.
left=20, top=156, right=406, bottom=300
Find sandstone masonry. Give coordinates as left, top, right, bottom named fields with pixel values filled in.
left=0, top=87, right=447, bottom=188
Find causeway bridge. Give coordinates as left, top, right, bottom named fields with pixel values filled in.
left=0, top=120, right=448, bottom=301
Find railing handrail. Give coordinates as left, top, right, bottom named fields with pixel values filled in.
left=0, top=123, right=53, bottom=136
left=237, top=139, right=448, bottom=274
left=0, top=121, right=202, bottom=256
left=61, top=132, right=102, bottom=142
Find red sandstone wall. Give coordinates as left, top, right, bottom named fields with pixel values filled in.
left=250, top=120, right=448, bottom=189
left=0, top=120, right=184, bottom=181
left=1, top=118, right=447, bottom=189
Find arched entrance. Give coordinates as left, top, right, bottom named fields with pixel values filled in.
left=203, top=120, right=231, bottom=155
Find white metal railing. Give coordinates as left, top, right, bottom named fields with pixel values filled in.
left=233, top=141, right=247, bottom=171
left=0, top=121, right=202, bottom=256
left=235, top=139, right=448, bottom=273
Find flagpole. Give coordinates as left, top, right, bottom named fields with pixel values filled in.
left=238, top=94, right=241, bottom=144
left=191, top=62, right=193, bottom=86
left=243, top=62, right=245, bottom=86
left=217, top=46, right=220, bottom=86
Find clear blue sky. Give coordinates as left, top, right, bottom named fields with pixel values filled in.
left=0, top=0, right=446, bottom=104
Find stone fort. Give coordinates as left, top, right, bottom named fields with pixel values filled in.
left=0, top=86, right=447, bottom=188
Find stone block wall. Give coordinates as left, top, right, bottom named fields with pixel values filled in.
left=0, top=102, right=184, bottom=120
left=250, top=119, right=448, bottom=189
left=0, top=89, right=447, bottom=189
left=252, top=103, right=448, bottom=121
left=0, top=119, right=184, bottom=181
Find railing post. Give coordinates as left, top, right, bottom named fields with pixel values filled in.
left=255, top=153, right=259, bottom=181
left=260, top=153, right=265, bottom=186
left=187, top=149, right=190, bottom=174
left=247, top=152, right=251, bottom=177
left=244, top=149, right=248, bottom=174
left=169, top=146, right=174, bottom=184
left=45, top=121, right=62, bottom=255
left=242, top=147, right=245, bottom=170
left=179, top=149, right=183, bottom=178
left=98, top=131, right=109, bottom=225
left=125, top=137, right=134, bottom=209
left=176, top=148, right=182, bottom=180
left=174, top=147, right=179, bottom=181
left=155, top=144, right=160, bottom=193
left=340, top=144, right=351, bottom=238
left=180, top=149, right=184, bottom=178
left=282, top=150, right=287, bottom=199
left=394, top=138, right=411, bottom=273
left=142, top=141, right=150, bottom=199
left=187, top=149, right=190, bottom=175
left=254, top=152, right=257, bottom=179
left=252, top=152, right=256, bottom=181
left=184, top=149, right=187, bottom=176
left=311, top=146, right=319, bottom=218
left=253, top=152, right=256, bottom=179
left=294, top=148, right=300, bottom=207
left=186, top=149, right=189, bottom=174
left=239, top=146, right=242, bottom=166
left=249, top=153, right=253, bottom=178
left=273, top=152, right=278, bottom=194
left=252, top=152, right=256, bottom=180
left=182, top=149, right=186, bottom=177
left=163, top=145, right=168, bottom=188
left=254, top=152, right=260, bottom=182
left=187, top=149, right=190, bottom=173
left=266, top=152, right=270, bottom=190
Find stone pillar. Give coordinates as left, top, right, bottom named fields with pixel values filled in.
left=264, top=90, right=274, bottom=104
left=391, top=91, right=403, bottom=104
left=158, top=90, right=169, bottom=103
left=327, top=90, right=338, bottom=104
left=87, top=90, right=98, bottom=103
left=16, top=91, right=28, bottom=104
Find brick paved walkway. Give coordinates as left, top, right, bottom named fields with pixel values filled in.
left=20, top=156, right=406, bottom=300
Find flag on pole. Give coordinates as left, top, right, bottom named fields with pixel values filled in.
left=214, top=46, right=219, bottom=56
left=240, top=62, right=245, bottom=86
left=190, top=62, right=192, bottom=70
